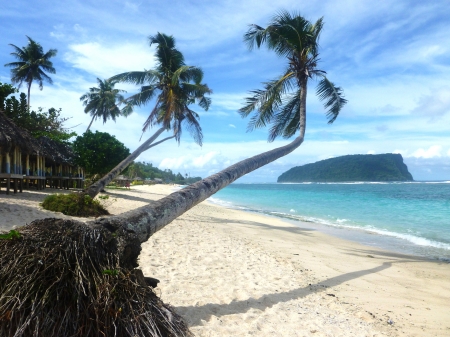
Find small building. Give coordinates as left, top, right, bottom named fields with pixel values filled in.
left=113, top=175, right=132, bottom=187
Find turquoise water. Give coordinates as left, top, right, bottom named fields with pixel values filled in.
left=209, top=182, right=450, bottom=261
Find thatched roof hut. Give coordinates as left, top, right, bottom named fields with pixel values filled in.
left=38, top=136, right=76, bottom=166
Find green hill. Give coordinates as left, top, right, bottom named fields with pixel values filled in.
left=277, top=153, right=413, bottom=183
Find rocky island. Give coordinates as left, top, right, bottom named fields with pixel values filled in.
left=277, top=153, right=413, bottom=183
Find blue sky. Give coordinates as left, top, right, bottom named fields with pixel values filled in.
left=1, top=0, right=449, bottom=182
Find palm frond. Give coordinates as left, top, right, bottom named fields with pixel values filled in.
left=268, top=91, right=301, bottom=141
left=316, top=76, right=347, bottom=124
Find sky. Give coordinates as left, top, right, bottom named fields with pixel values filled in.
left=1, top=0, right=449, bottom=182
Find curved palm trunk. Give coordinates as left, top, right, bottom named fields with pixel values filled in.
left=86, top=127, right=167, bottom=198
left=90, top=132, right=305, bottom=267
left=85, top=115, right=96, bottom=133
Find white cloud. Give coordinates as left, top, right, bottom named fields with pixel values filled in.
left=65, top=42, right=156, bottom=78
left=411, top=145, right=442, bottom=159
left=229, top=124, right=236, bottom=128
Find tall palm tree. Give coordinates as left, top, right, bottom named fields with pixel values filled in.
left=239, top=10, right=347, bottom=141
left=85, top=33, right=212, bottom=197
left=80, top=78, right=127, bottom=133
left=4, top=36, right=57, bottom=109
left=112, top=32, right=212, bottom=145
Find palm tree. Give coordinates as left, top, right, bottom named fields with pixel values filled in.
left=4, top=36, right=57, bottom=109
left=239, top=10, right=347, bottom=141
left=80, top=78, right=127, bottom=133
left=85, top=33, right=212, bottom=197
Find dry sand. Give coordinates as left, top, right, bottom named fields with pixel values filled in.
left=1, top=185, right=449, bottom=336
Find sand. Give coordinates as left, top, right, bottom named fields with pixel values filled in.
left=1, top=185, right=449, bottom=336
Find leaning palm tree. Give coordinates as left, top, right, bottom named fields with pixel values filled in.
left=0, top=12, right=347, bottom=337
left=4, top=36, right=57, bottom=109
left=239, top=10, right=347, bottom=142
left=80, top=78, right=127, bottom=133
left=85, top=33, right=212, bottom=197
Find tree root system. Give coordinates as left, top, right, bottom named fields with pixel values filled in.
left=0, top=219, right=191, bottom=337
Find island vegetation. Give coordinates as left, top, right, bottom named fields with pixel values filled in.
left=278, top=153, right=414, bottom=182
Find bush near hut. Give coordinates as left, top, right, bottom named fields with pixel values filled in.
left=41, top=193, right=109, bottom=217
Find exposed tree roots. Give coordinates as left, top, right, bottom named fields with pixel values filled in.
left=0, top=219, right=191, bottom=337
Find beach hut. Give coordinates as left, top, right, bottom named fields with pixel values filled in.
left=113, top=175, right=132, bottom=187
left=0, top=111, right=40, bottom=194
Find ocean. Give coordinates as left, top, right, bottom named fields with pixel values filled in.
left=208, top=182, right=450, bottom=262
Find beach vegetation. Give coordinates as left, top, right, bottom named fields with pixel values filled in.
left=4, top=36, right=57, bottom=109
left=72, top=130, right=130, bottom=176
left=80, top=78, right=127, bottom=133
left=41, top=193, right=109, bottom=217
left=85, top=32, right=212, bottom=198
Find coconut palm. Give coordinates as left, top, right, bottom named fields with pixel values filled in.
left=112, top=32, right=211, bottom=145
left=85, top=33, right=212, bottom=197
left=239, top=10, right=347, bottom=142
left=4, top=36, right=57, bottom=109
left=80, top=78, right=127, bottom=133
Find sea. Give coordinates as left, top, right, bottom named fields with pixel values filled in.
left=207, top=182, right=450, bottom=262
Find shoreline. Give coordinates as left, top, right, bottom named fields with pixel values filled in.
left=207, top=199, right=450, bottom=263
left=1, top=185, right=450, bottom=336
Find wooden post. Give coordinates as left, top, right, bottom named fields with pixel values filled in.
left=5, top=152, right=11, bottom=174
left=26, top=155, right=30, bottom=175
left=19, top=148, right=21, bottom=174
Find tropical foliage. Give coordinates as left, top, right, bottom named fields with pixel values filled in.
left=4, top=36, right=57, bottom=109
left=111, top=32, right=212, bottom=145
left=0, top=83, right=76, bottom=143
left=72, top=131, right=130, bottom=176
left=240, top=10, right=347, bottom=141
left=123, top=161, right=202, bottom=184
left=80, top=78, right=127, bottom=133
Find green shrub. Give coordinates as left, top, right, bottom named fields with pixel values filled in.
left=131, top=180, right=143, bottom=185
left=41, top=193, right=109, bottom=217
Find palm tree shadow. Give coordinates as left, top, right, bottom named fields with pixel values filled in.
left=101, top=190, right=166, bottom=204
left=182, top=215, right=316, bottom=236
left=173, top=262, right=392, bottom=327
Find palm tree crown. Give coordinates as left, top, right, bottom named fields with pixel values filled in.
left=240, top=11, right=347, bottom=141
left=80, top=78, right=126, bottom=133
left=110, top=32, right=212, bottom=145
left=4, top=36, right=57, bottom=109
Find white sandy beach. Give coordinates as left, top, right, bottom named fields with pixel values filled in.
left=1, top=185, right=449, bottom=336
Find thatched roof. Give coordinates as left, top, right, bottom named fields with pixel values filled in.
left=0, top=111, right=40, bottom=154
left=38, top=136, right=76, bottom=165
